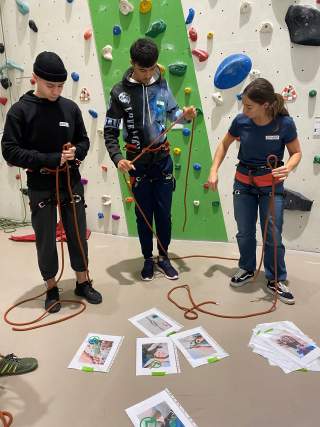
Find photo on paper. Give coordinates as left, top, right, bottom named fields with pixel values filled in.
left=171, top=327, right=229, bottom=368
left=136, top=337, right=180, bottom=375
left=126, top=389, right=198, bottom=427
left=129, top=308, right=183, bottom=337
left=68, top=333, right=123, bottom=373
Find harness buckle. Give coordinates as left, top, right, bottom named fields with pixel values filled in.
left=72, top=194, right=82, bottom=204
left=38, top=201, right=46, bottom=208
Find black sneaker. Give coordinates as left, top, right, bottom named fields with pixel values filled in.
left=230, top=269, right=254, bottom=287
left=74, top=281, right=102, bottom=304
left=45, top=286, right=61, bottom=313
left=266, top=280, right=295, bottom=305
left=0, top=353, right=38, bottom=377
left=141, top=258, right=154, bottom=281
left=156, top=257, right=179, bottom=280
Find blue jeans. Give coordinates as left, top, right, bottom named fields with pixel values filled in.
left=233, top=179, right=287, bottom=281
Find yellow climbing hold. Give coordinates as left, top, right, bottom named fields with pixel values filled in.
left=184, top=87, right=192, bottom=95
left=139, top=0, right=152, bottom=14
left=157, top=63, right=166, bottom=74
left=173, top=147, right=181, bottom=155
left=207, top=31, right=214, bottom=39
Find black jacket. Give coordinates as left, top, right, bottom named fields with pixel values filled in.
left=1, top=91, right=89, bottom=190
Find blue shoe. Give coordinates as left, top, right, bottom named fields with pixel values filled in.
left=141, top=258, right=154, bottom=281
left=156, top=257, right=179, bottom=280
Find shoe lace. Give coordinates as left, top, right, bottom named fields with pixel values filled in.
left=234, top=269, right=247, bottom=279
left=3, top=354, right=21, bottom=366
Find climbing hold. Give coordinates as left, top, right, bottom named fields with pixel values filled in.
left=1, top=77, right=12, bottom=90
left=185, top=8, right=195, bottom=24
left=259, top=21, right=273, bottom=33
left=88, top=109, right=98, bottom=118
left=193, top=200, right=200, bottom=207
left=189, top=27, right=198, bottom=42
left=173, top=147, right=181, bottom=155
left=84, top=29, right=92, bottom=40
left=212, top=201, right=220, bottom=207
left=249, top=68, right=261, bottom=80
left=119, top=0, right=134, bottom=15
left=196, top=107, right=203, bottom=115
left=20, top=188, right=28, bottom=196
left=98, top=212, right=104, bottom=219
left=0, top=97, right=8, bottom=106
left=212, top=92, right=223, bottom=106
left=157, top=63, right=166, bottom=74
left=139, top=0, right=152, bottom=14
left=30, top=77, right=36, bottom=85
left=203, top=182, right=210, bottom=189
left=102, top=45, right=113, bottom=61
left=309, top=89, right=317, bottom=98
left=112, top=214, right=120, bottom=220
left=71, top=72, right=80, bottom=82
left=15, top=174, right=21, bottom=180
left=81, top=178, right=88, bottom=185
left=101, top=195, right=111, bottom=206
left=313, top=155, right=320, bottom=164
left=236, top=93, right=243, bottom=101
left=80, top=88, right=90, bottom=102
left=125, top=197, right=134, bottom=203
left=175, top=163, right=181, bottom=170
left=240, top=1, right=251, bottom=14
left=113, top=25, right=122, bottom=36
left=192, top=49, right=209, bottom=62
left=207, top=32, right=214, bottom=39
left=145, top=20, right=167, bottom=38
left=0, top=43, right=4, bottom=54
left=169, top=62, right=187, bottom=76
left=214, top=54, right=252, bottom=89
left=182, top=127, right=191, bottom=137
left=66, top=0, right=74, bottom=3
left=16, top=0, right=29, bottom=15
left=101, top=165, right=108, bottom=172
left=28, top=19, right=38, bottom=32
left=284, top=189, right=313, bottom=211
left=193, top=163, right=201, bottom=171
left=281, top=84, right=297, bottom=102
left=184, top=87, right=192, bottom=95
left=1, top=59, right=24, bottom=72
left=285, top=5, right=320, bottom=46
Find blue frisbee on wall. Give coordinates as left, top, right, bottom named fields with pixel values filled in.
left=214, top=54, right=252, bottom=89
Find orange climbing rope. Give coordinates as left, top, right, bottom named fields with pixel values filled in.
left=0, top=411, right=13, bottom=427
left=3, top=144, right=89, bottom=331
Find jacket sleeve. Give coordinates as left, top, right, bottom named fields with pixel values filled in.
left=73, top=106, right=90, bottom=161
left=165, top=83, right=190, bottom=124
left=1, top=108, right=61, bottom=169
left=104, top=90, right=124, bottom=167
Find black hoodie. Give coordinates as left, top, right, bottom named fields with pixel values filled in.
left=1, top=91, right=89, bottom=190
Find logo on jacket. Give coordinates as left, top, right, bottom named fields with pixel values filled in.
left=59, top=122, right=70, bottom=127
left=118, top=92, right=131, bottom=104
left=265, top=135, right=280, bottom=140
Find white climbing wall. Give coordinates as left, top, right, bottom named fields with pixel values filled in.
left=0, top=0, right=319, bottom=252
left=0, top=0, right=128, bottom=236
left=181, top=0, right=320, bottom=252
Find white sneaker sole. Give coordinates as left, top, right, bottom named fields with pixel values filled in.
left=265, top=285, right=295, bottom=305
left=140, top=274, right=154, bottom=282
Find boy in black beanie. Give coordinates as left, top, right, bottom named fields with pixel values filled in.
left=1, top=51, right=102, bottom=312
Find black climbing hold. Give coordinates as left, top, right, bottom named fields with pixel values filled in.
left=29, top=20, right=38, bottom=32
left=1, top=77, right=12, bottom=89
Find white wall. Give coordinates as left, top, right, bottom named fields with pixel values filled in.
left=0, top=0, right=319, bottom=251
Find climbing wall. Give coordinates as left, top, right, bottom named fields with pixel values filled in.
left=1, top=0, right=320, bottom=251
left=88, top=0, right=228, bottom=242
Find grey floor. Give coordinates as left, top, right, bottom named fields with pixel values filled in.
left=1, top=229, right=320, bottom=427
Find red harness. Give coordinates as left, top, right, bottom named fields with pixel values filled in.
left=235, top=170, right=281, bottom=187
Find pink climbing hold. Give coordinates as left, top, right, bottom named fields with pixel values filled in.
left=203, top=182, right=210, bottom=189
left=189, top=27, right=197, bottom=42
left=101, top=165, right=108, bottom=172
left=30, top=77, right=36, bottom=85
left=112, top=214, right=120, bottom=220
left=192, top=49, right=209, bottom=62
left=81, top=178, right=88, bottom=185
left=0, top=97, right=7, bottom=106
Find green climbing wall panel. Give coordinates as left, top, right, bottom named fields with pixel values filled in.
left=88, top=0, right=228, bottom=241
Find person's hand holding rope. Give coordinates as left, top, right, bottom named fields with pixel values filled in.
left=60, top=143, right=76, bottom=166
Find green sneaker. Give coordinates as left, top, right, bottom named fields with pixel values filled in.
left=0, top=354, right=38, bottom=376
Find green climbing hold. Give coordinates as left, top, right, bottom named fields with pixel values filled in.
left=309, top=89, right=317, bottom=98
left=175, top=163, right=181, bottom=170
left=168, top=62, right=187, bottom=76
left=145, top=20, right=167, bottom=38
left=313, top=155, right=320, bottom=164
left=196, top=107, right=203, bottom=115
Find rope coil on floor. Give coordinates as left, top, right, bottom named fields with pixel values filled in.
left=0, top=411, right=13, bottom=427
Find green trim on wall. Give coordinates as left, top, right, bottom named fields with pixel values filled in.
left=89, top=0, right=227, bottom=241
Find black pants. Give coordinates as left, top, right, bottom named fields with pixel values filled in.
left=130, top=155, right=175, bottom=259
left=28, top=181, right=88, bottom=281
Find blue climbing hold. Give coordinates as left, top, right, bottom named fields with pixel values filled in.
left=182, top=127, right=191, bottom=137
left=193, top=163, right=201, bottom=171
left=185, top=8, right=195, bottom=24
left=16, top=0, right=29, bottom=15
left=66, top=0, right=74, bottom=3
left=236, top=93, right=243, bottom=101
left=98, top=212, right=104, bottom=219
left=71, top=72, right=79, bottom=82
left=113, top=25, right=122, bottom=35
left=214, top=54, right=252, bottom=90
left=89, top=109, right=98, bottom=118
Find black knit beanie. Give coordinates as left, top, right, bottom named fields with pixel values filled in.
left=33, top=51, right=68, bottom=82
